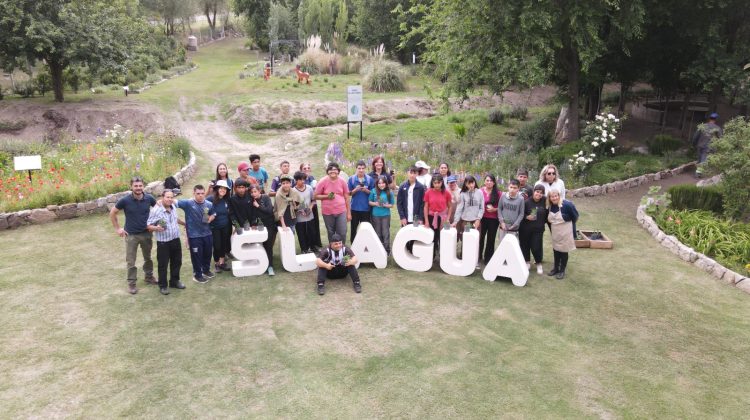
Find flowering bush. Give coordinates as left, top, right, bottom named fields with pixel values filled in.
left=0, top=127, right=189, bottom=212
left=568, top=112, right=623, bottom=181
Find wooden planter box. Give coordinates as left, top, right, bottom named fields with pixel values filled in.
left=580, top=230, right=614, bottom=249
left=574, top=230, right=590, bottom=248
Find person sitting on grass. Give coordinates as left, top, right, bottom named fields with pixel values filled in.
left=146, top=189, right=186, bottom=295
left=177, top=185, right=216, bottom=284
left=315, top=233, right=362, bottom=295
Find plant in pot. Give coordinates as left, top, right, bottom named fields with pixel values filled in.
left=529, top=208, right=538, bottom=221
left=327, top=191, right=335, bottom=200
left=234, top=221, right=243, bottom=235
left=256, top=218, right=265, bottom=231
left=202, top=207, right=209, bottom=223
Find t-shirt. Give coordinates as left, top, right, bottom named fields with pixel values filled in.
left=407, top=183, right=415, bottom=222
left=481, top=188, right=500, bottom=220
left=424, top=188, right=452, bottom=214
left=177, top=198, right=214, bottom=238
left=115, top=193, right=156, bottom=234
left=318, top=246, right=355, bottom=265
left=315, top=176, right=349, bottom=215
left=247, top=167, right=269, bottom=190
left=369, top=190, right=394, bottom=217
left=206, top=195, right=230, bottom=229
left=270, top=173, right=291, bottom=193
left=295, top=185, right=315, bottom=223
left=347, top=174, right=375, bottom=212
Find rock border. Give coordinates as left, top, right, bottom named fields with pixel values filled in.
left=636, top=203, right=750, bottom=294
left=0, top=151, right=196, bottom=230
left=567, top=162, right=697, bottom=198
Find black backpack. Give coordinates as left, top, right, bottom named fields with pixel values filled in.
left=164, top=176, right=181, bottom=195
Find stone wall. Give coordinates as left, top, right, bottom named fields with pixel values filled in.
left=636, top=203, right=750, bottom=295
left=0, top=151, right=196, bottom=230
left=567, top=162, right=696, bottom=198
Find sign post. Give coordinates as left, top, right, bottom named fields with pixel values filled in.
left=14, top=155, right=42, bottom=182
left=347, top=85, right=363, bottom=140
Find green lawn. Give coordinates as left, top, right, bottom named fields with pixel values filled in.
left=1, top=183, right=749, bottom=418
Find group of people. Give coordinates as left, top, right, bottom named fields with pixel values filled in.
left=110, top=153, right=579, bottom=296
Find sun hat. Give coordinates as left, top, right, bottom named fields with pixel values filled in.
left=214, top=180, right=230, bottom=190
left=237, top=161, right=250, bottom=172
left=415, top=160, right=430, bottom=170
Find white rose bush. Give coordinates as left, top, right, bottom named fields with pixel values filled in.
left=568, top=112, right=624, bottom=181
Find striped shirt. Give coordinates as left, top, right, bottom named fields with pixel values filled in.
left=147, top=203, right=181, bottom=242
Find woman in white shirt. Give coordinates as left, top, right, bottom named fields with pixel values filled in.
left=535, top=163, right=566, bottom=200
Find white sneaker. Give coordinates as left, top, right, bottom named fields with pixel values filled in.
left=267, top=267, right=275, bottom=276
left=536, top=264, right=543, bottom=275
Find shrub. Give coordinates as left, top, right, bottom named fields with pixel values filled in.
left=453, top=123, right=466, bottom=139
left=361, top=60, right=406, bottom=93
left=128, top=82, right=144, bottom=91
left=647, top=134, right=683, bottom=155
left=145, top=73, right=163, bottom=85
left=448, top=115, right=463, bottom=123
left=508, top=105, right=528, bottom=120
left=323, top=77, right=329, bottom=83
left=668, top=184, right=724, bottom=214
left=396, top=113, right=411, bottom=119
left=517, top=116, right=555, bottom=152
left=0, top=120, right=27, bottom=132
left=34, top=71, right=52, bottom=97
left=331, top=83, right=337, bottom=88
left=13, top=81, right=35, bottom=98
left=488, top=109, right=505, bottom=125
left=706, top=117, right=750, bottom=220
left=537, top=140, right=588, bottom=167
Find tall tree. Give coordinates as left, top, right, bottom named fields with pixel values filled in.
left=352, top=0, right=408, bottom=59
left=411, top=0, right=645, bottom=141
left=142, top=0, right=197, bottom=35
left=201, top=0, right=227, bottom=36
left=234, top=0, right=271, bottom=48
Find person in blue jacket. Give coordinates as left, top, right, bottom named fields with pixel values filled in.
left=207, top=180, right=232, bottom=273
left=546, top=188, right=578, bottom=280
left=177, top=185, right=216, bottom=283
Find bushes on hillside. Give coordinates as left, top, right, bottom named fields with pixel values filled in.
left=361, top=59, right=406, bottom=93
left=517, top=116, right=555, bottom=152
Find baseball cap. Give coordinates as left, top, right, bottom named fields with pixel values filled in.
left=446, top=175, right=457, bottom=183
left=415, top=160, right=430, bottom=170
left=709, top=112, right=719, bottom=119
left=237, top=161, right=250, bottom=172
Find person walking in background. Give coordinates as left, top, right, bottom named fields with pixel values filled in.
left=369, top=175, right=395, bottom=255
left=315, top=234, right=362, bottom=295
left=294, top=171, right=316, bottom=253
left=177, top=185, right=216, bottom=283
left=147, top=189, right=186, bottom=295
left=208, top=162, right=233, bottom=195
left=423, top=174, right=453, bottom=257
left=536, top=163, right=566, bottom=200
left=692, top=112, right=723, bottom=178
left=301, top=162, right=322, bottom=252
left=247, top=154, right=270, bottom=193
left=248, top=184, right=277, bottom=276
left=546, top=188, right=578, bottom=280
left=110, top=176, right=157, bottom=294
left=314, top=162, right=351, bottom=242
left=499, top=179, right=525, bottom=243
left=269, top=160, right=291, bottom=197
left=207, top=180, right=232, bottom=273
left=479, top=174, right=501, bottom=264
left=520, top=184, right=547, bottom=275
left=347, top=160, right=374, bottom=242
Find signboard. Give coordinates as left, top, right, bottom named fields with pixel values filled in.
left=14, top=155, right=42, bottom=171
left=347, top=85, right=363, bottom=122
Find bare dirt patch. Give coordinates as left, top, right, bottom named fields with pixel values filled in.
left=0, top=100, right=166, bottom=143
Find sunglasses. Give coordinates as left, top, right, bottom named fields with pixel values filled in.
left=546, top=172, right=556, bottom=175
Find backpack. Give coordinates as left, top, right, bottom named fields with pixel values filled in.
left=164, top=176, right=181, bottom=195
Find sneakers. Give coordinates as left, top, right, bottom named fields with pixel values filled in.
left=547, top=268, right=559, bottom=276
left=267, top=267, right=275, bottom=276
left=193, top=275, right=209, bottom=283
left=170, top=281, right=186, bottom=289
left=144, top=274, right=158, bottom=285
left=128, top=284, right=138, bottom=294
left=555, top=271, right=566, bottom=280
left=159, top=287, right=170, bottom=295
left=353, top=281, right=362, bottom=293
left=536, top=264, right=544, bottom=275
left=317, top=283, right=325, bottom=295
left=203, top=271, right=216, bottom=279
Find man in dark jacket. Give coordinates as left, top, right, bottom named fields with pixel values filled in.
left=692, top=112, right=723, bottom=177
left=228, top=179, right=253, bottom=227
left=397, top=166, right=426, bottom=226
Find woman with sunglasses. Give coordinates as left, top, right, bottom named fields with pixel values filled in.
left=535, top=164, right=566, bottom=200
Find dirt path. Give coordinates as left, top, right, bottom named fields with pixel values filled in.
left=575, top=172, right=696, bottom=210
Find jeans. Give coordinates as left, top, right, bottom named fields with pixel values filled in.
left=188, top=234, right=213, bottom=277
left=697, top=146, right=710, bottom=164
left=125, top=232, right=153, bottom=285
left=322, top=213, right=347, bottom=243
left=371, top=215, right=391, bottom=253
left=479, top=217, right=500, bottom=263
left=350, top=210, right=371, bottom=243
left=156, top=238, right=182, bottom=288
left=211, top=224, right=232, bottom=262
left=317, top=264, right=361, bottom=284
left=519, top=229, right=544, bottom=263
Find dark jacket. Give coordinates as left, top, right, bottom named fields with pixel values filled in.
left=520, top=196, right=547, bottom=233
left=549, top=199, right=579, bottom=235
left=229, top=193, right=253, bottom=226
left=396, top=180, right=426, bottom=222
left=207, top=196, right=230, bottom=229
left=249, top=194, right=276, bottom=228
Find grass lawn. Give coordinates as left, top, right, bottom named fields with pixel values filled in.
left=1, top=181, right=749, bottom=418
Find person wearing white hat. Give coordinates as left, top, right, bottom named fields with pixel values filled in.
left=415, top=160, right=432, bottom=187
left=207, top=180, right=232, bottom=273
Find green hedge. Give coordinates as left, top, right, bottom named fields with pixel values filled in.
left=647, top=134, right=684, bottom=155
left=668, top=184, right=724, bottom=214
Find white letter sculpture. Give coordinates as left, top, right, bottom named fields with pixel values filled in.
left=439, top=227, right=480, bottom=276
left=278, top=226, right=317, bottom=272
left=231, top=228, right=269, bottom=277
left=349, top=222, right=388, bottom=269
left=392, top=225, right=434, bottom=272
left=482, top=234, right=529, bottom=286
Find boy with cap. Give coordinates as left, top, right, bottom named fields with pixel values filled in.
left=274, top=174, right=301, bottom=231
left=315, top=233, right=362, bottom=295
left=235, top=161, right=259, bottom=188
left=269, top=160, right=291, bottom=197
left=415, top=160, right=432, bottom=187
left=446, top=175, right=461, bottom=223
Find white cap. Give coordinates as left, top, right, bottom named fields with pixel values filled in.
left=415, top=160, right=430, bottom=170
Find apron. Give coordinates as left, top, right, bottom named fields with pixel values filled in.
left=548, top=209, right=576, bottom=252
